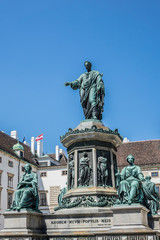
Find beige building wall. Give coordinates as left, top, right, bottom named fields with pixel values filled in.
left=38, top=165, right=67, bottom=213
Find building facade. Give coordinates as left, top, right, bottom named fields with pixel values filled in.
left=37, top=150, right=67, bottom=213
left=0, top=131, right=67, bottom=229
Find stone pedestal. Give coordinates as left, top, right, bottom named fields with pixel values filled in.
left=1, top=211, right=44, bottom=234
left=111, top=204, right=151, bottom=231
left=45, top=207, right=113, bottom=236
left=0, top=205, right=158, bottom=240
left=148, top=214, right=160, bottom=231
left=59, top=120, right=122, bottom=209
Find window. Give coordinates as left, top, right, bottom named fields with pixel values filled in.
left=8, top=192, right=13, bottom=209
left=40, top=172, right=47, bottom=177
left=62, top=170, right=67, bottom=176
left=39, top=162, right=48, bottom=167
left=49, top=186, right=60, bottom=211
left=8, top=175, right=13, bottom=188
left=8, top=160, right=13, bottom=167
left=156, top=186, right=159, bottom=194
left=0, top=191, right=1, bottom=209
left=22, top=166, right=25, bottom=172
left=151, top=172, right=159, bottom=177
left=20, top=151, right=23, bottom=158
left=39, top=192, right=47, bottom=206
left=0, top=174, right=1, bottom=186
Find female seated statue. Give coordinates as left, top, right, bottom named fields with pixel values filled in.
left=118, top=154, right=144, bottom=204
left=9, top=163, right=39, bottom=211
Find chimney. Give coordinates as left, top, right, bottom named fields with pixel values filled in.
left=40, top=141, right=43, bottom=156
left=123, top=137, right=129, bottom=143
left=59, top=148, right=65, bottom=156
left=10, top=130, right=18, bottom=139
left=56, top=145, right=59, bottom=161
left=31, top=137, right=35, bottom=155
left=37, top=140, right=41, bottom=157
left=37, top=140, right=43, bottom=157
left=24, top=141, right=30, bottom=147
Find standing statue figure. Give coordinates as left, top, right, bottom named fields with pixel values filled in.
left=143, top=175, right=159, bottom=215
left=65, top=61, right=105, bottom=120
left=9, top=164, right=39, bottom=211
left=97, top=155, right=108, bottom=186
left=68, top=154, right=75, bottom=189
left=118, top=154, right=145, bottom=205
left=78, top=152, right=92, bottom=186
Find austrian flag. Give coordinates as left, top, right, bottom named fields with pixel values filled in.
left=35, top=134, right=43, bottom=141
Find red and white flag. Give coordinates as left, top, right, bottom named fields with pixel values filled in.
left=35, top=134, right=43, bottom=141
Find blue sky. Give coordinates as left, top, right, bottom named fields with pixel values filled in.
left=0, top=0, right=160, bottom=154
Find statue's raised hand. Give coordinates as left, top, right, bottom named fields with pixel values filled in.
left=65, top=82, right=70, bottom=87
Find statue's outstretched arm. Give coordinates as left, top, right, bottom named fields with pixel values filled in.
left=64, top=78, right=80, bottom=90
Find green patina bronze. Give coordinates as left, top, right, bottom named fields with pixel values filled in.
left=8, top=163, right=39, bottom=212
left=68, top=154, right=75, bottom=190
left=12, top=139, right=24, bottom=151
left=143, top=175, right=159, bottom=215
left=78, top=152, right=92, bottom=187
left=60, top=125, right=123, bottom=142
left=115, top=169, right=121, bottom=189
left=65, top=61, right=105, bottom=120
left=58, top=186, right=67, bottom=207
left=97, top=155, right=108, bottom=187
left=118, top=154, right=144, bottom=205
left=54, top=195, right=116, bottom=211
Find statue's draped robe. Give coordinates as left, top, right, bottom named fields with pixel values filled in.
left=70, top=70, right=105, bottom=119
left=143, top=181, right=159, bottom=214
left=11, top=172, right=39, bottom=210
left=68, top=160, right=74, bottom=189
left=97, top=157, right=108, bottom=186
left=119, top=165, right=144, bottom=203
left=78, top=157, right=91, bottom=186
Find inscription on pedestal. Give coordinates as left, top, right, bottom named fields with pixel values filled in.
left=50, top=217, right=112, bottom=228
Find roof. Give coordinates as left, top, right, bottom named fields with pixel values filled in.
left=0, top=131, right=38, bottom=166
left=48, top=153, right=56, bottom=159
left=48, top=153, right=67, bottom=165
left=13, top=141, right=24, bottom=151
left=117, top=140, right=160, bottom=168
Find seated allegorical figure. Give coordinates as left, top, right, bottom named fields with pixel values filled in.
left=118, top=154, right=145, bottom=205
left=9, top=163, right=39, bottom=211
left=143, top=175, right=159, bottom=215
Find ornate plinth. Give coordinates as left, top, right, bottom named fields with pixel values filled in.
left=1, top=211, right=43, bottom=234
left=58, top=120, right=123, bottom=210
left=111, top=204, right=151, bottom=231
left=0, top=206, right=158, bottom=240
